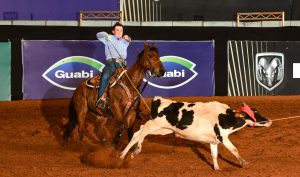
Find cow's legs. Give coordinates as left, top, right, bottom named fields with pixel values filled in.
left=210, top=143, right=220, bottom=170
left=120, top=120, right=170, bottom=159
left=131, top=127, right=173, bottom=158
left=222, top=137, right=249, bottom=167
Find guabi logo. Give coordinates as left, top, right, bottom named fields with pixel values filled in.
left=42, top=56, right=104, bottom=90
left=144, top=56, right=198, bottom=89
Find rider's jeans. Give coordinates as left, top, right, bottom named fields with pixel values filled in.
left=97, top=60, right=121, bottom=99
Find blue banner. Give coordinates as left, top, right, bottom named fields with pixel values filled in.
left=1, top=0, right=118, bottom=20
left=22, top=40, right=214, bottom=99
left=131, top=41, right=214, bottom=97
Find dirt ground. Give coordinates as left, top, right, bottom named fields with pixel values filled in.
left=0, top=96, right=300, bottom=177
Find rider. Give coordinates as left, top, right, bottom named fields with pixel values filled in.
left=95, top=22, right=131, bottom=108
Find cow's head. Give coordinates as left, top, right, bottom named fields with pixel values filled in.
left=235, top=103, right=272, bottom=127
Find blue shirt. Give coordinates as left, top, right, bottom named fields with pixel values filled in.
left=97, top=32, right=130, bottom=60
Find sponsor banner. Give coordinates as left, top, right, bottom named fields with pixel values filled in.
left=22, top=40, right=105, bottom=99
left=293, top=63, right=300, bottom=78
left=228, top=41, right=300, bottom=96
left=0, top=42, right=11, bottom=101
left=133, top=41, right=214, bottom=97
left=22, top=40, right=214, bottom=99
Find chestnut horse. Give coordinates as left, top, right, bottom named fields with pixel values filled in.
left=63, top=43, right=165, bottom=145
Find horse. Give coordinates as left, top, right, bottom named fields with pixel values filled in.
left=63, top=43, right=166, bottom=146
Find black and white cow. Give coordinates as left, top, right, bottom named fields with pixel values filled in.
left=120, top=96, right=272, bottom=170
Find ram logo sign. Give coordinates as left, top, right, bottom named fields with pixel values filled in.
left=255, top=52, right=284, bottom=91
left=144, top=56, right=198, bottom=89
left=42, top=56, right=104, bottom=90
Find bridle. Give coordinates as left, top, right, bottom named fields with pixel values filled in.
left=143, top=45, right=162, bottom=78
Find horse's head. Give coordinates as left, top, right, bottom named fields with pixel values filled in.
left=138, top=43, right=165, bottom=77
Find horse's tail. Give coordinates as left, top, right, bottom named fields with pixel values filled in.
left=63, top=96, right=78, bottom=141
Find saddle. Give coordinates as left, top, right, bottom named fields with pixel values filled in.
left=86, top=68, right=138, bottom=114
left=86, top=68, right=126, bottom=89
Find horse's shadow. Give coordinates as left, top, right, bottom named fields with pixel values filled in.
left=39, top=41, right=101, bottom=151
left=40, top=85, right=102, bottom=152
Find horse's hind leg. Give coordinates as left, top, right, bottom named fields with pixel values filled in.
left=76, top=103, right=88, bottom=140
left=95, top=116, right=113, bottom=144
left=63, top=98, right=78, bottom=141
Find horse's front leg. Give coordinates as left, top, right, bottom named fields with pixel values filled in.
left=113, top=123, right=125, bottom=146
left=109, top=104, right=124, bottom=146
left=112, top=112, right=136, bottom=147
left=125, top=111, right=137, bottom=141
left=127, top=127, right=133, bottom=141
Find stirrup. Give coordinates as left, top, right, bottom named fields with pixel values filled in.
left=96, top=99, right=107, bottom=108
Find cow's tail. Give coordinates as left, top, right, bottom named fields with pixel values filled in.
left=63, top=97, right=78, bottom=141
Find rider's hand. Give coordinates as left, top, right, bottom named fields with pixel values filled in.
left=123, top=35, right=131, bottom=42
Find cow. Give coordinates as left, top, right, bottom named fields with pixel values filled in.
left=120, top=96, right=272, bottom=170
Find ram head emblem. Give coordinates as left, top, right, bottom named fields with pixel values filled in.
left=256, top=53, right=284, bottom=91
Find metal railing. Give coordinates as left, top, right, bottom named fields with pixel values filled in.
left=79, top=11, right=122, bottom=26
left=121, top=0, right=161, bottom=22
left=237, top=12, right=285, bottom=27
left=79, top=0, right=162, bottom=24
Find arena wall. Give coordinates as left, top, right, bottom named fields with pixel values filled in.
left=1, top=26, right=300, bottom=100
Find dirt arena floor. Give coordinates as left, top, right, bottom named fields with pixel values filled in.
left=0, top=96, right=300, bottom=177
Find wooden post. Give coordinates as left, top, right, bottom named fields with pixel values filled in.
left=282, top=11, right=285, bottom=27
left=79, top=11, right=83, bottom=26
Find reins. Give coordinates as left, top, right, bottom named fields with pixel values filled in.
left=119, top=63, right=151, bottom=111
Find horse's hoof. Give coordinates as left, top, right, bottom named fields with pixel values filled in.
left=130, top=154, right=135, bottom=159
left=79, top=133, right=84, bottom=140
